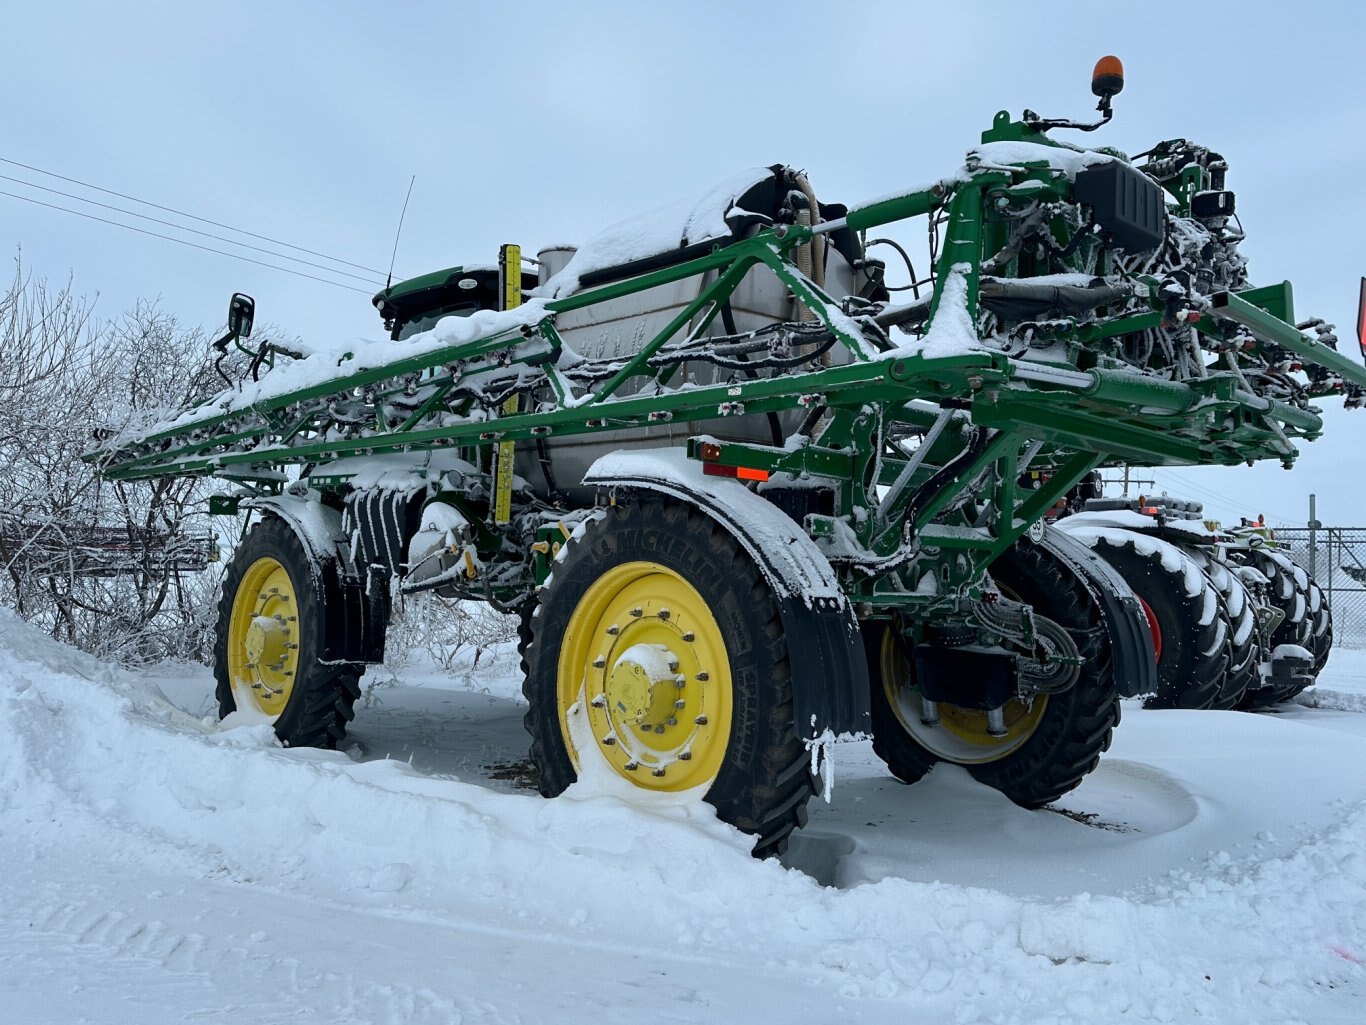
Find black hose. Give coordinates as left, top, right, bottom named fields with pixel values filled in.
left=904, top=427, right=993, bottom=541
left=865, top=238, right=920, bottom=299
left=721, top=301, right=784, bottom=447
left=536, top=436, right=566, bottom=506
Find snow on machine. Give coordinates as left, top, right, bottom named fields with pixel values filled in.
left=87, top=59, right=1366, bottom=855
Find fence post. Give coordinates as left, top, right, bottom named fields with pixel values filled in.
left=1308, top=494, right=1318, bottom=578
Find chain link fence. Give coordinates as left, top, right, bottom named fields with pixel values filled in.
left=1270, top=528, right=1366, bottom=648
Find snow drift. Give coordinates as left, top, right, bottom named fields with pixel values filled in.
left=2, top=609, right=1365, bottom=1023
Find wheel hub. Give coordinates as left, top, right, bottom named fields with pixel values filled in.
left=559, top=562, right=731, bottom=792
left=226, top=558, right=300, bottom=718
left=244, top=615, right=288, bottom=668
left=606, top=643, right=679, bottom=728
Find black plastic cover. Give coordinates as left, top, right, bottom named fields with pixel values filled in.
left=914, top=644, right=1017, bottom=709
left=1074, top=161, right=1166, bottom=254
left=1191, top=190, right=1236, bottom=219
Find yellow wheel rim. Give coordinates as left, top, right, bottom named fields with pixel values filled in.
left=225, top=556, right=300, bottom=718
left=879, top=627, right=1047, bottom=764
left=558, top=561, right=732, bottom=791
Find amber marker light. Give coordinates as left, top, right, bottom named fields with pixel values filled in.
left=1092, top=55, right=1125, bottom=99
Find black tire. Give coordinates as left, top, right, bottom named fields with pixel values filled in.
left=214, top=514, right=361, bottom=748
left=1306, top=575, right=1332, bottom=677
left=1236, top=550, right=1315, bottom=708
left=521, top=498, right=814, bottom=858
left=1183, top=548, right=1259, bottom=710
left=1077, top=529, right=1227, bottom=710
left=864, top=540, right=1121, bottom=807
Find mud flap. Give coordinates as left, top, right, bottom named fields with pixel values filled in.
left=1040, top=525, right=1157, bottom=698
left=775, top=593, right=872, bottom=740
left=243, top=495, right=383, bottom=664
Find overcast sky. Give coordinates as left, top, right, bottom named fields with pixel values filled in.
left=4, top=0, right=1364, bottom=524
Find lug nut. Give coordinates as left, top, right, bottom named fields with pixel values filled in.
left=654, top=725, right=666, bottom=734
left=590, top=695, right=606, bottom=708
left=603, top=735, right=616, bottom=746
left=629, top=608, right=643, bottom=618
left=674, top=675, right=686, bottom=688
left=592, top=656, right=606, bottom=668
left=652, top=767, right=666, bottom=777
left=674, top=699, right=686, bottom=709
left=678, top=751, right=692, bottom=761
left=623, top=762, right=638, bottom=771
left=606, top=624, right=620, bottom=635
left=667, top=658, right=679, bottom=672
left=681, top=632, right=695, bottom=642
left=666, top=717, right=677, bottom=727
left=694, top=715, right=708, bottom=725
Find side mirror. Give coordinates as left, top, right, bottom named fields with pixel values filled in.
left=229, top=293, right=255, bottom=339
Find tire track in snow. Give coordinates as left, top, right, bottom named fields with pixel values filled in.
left=11, top=885, right=470, bottom=1025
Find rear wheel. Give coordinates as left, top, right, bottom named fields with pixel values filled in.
left=1183, top=548, right=1259, bottom=710
left=1306, top=576, right=1332, bottom=677
left=522, top=499, right=815, bottom=857
left=1074, top=530, right=1226, bottom=710
left=1237, top=550, right=1314, bottom=708
left=865, top=541, right=1120, bottom=807
left=214, top=515, right=361, bottom=748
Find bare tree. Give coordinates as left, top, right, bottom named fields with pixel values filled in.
left=0, top=257, right=228, bottom=662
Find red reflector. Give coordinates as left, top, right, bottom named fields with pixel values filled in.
left=701, top=462, right=769, bottom=482
left=1140, top=506, right=1159, bottom=515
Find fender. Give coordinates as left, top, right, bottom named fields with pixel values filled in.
left=1039, top=524, right=1156, bottom=698
left=242, top=494, right=384, bottom=664
left=582, top=449, right=870, bottom=740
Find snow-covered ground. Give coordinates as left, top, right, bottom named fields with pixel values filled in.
left=3, top=612, right=1365, bottom=1024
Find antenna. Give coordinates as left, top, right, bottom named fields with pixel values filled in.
left=386, top=175, right=416, bottom=291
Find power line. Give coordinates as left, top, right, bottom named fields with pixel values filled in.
left=0, top=154, right=389, bottom=277
left=0, top=188, right=373, bottom=295
left=0, top=172, right=385, bottom=286
left=1148, top=467, right=1302, bottom=524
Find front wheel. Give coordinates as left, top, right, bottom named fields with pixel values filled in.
left=214, top=514, right=361, bottom=748
left=522, top=498, right=815, bottom=857
left=866, top=541, right=1121, bottom=807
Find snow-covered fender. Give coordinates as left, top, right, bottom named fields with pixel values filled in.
left=1038, top=524, right=1156, bottom=698
left=582, top=449, right=871, bottom=740
left=242, top=494, right=383, bottom=664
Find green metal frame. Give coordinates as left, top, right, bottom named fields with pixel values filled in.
left=86, top=110, right=1366, bottom=621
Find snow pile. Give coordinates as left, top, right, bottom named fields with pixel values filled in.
left=1059, top=522, right=1210, bottom=600
left=114, top=299, right=551, bottom=445
left=4, top=609, right=1366, bottom=1021
left=538, top=167, right=777, bottom=298
left=972, top=140, right=1113, bottom=177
